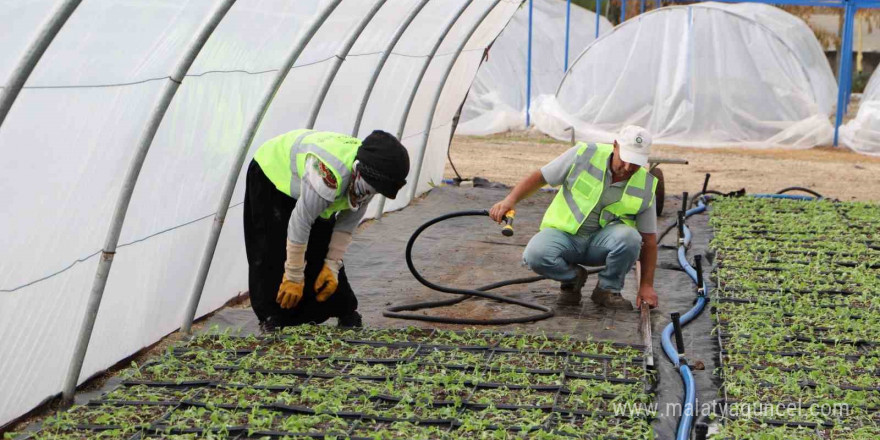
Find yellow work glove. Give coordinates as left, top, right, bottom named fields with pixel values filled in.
left=277, top=276, right=304, bottom=309
left=315, top=259, right=342, bottom=302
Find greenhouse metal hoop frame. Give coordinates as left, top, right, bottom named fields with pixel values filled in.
left=0, top=0, right=521, bottom=404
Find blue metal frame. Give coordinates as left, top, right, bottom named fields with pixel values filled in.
left=564, top=0, right=572, bottom=72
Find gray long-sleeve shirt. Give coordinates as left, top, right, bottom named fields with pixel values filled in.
left=288, top=157, right=372, bottom=244
left=540, top=146, right=657, bottom=235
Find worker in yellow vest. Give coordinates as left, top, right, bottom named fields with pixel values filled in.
left=245, top=129, right=409, bottom=329
left=489, top=126, right=658, bottom=310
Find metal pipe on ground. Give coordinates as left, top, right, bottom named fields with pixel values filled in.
left=180, top=0, right=343, bottom=335
left=407, top=0, right=503, bottom=203
left=0, top=0, right=82, bottom=129
left=63, top=0, right=237, bottom=400
left=373, top=0, right=475, bottom=218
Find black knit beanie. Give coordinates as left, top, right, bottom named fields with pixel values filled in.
left=356, top=130, right=410, bottom=199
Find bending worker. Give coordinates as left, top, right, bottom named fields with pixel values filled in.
left=489, top=126, right=659, bottom=310
left=244, top=129, right=410, bottom=328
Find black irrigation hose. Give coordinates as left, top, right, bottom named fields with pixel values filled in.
left=775, top=186, right=825, bottom=198
left=384, top=210, right=593, bottom=325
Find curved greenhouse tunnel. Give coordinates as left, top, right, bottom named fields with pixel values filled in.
left=0, top=0, right=522, bottom=426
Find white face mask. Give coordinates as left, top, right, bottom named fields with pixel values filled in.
left=348, top=162, right=376, bottom=210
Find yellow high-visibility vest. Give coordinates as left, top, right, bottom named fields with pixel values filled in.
left=540, top=142, right=657, bottom=234
left=253, top=129, right=359, bottom=219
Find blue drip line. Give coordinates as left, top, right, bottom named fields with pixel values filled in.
left=658, top=199, right=709, bottom=439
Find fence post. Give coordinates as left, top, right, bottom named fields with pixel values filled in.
left=526, top=0, right=533, bottom=127
left=565, top=0, right=571, bottom=72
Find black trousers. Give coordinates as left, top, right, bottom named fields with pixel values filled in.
left=243, top=160, right=358, bottom=325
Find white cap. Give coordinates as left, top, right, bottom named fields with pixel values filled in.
left=616, top=125, right=652, bottom=167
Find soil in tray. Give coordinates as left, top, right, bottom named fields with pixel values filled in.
left=236, top=355, right=341, bottom=374
left=218, top=369, right=305, bottom=388
left=350, top=420, right=451, bottom=440
left=476, top=370, right=564, bottom=387
left=262, top=340, right=418, bottom=361
left=386, top=401, right=462, bottom=420
left=338, top=327, right=436, bottom=343
left=303, top=376, right=388, bottom=396
left=553, top=414, right=653, bottom=439
left=6, top=428, right=134, bottom=440
left=180, top=334, right=266, bottom=352
left=188, top=386, right=283, bottom=408
left=565, top=356, right=644, bottom=380
left=415, top=347, right=488, bottom=367
left=125, top=360, right=223, bottom=384
left=456, top=407, right=552, bottom=430
left=171, top=349, right=246, bottom=368
left=100, top=384, right=198, bottom=403
left=469, top=387, right=556, bottom=407
left=40, top=404, right=170, bottom=431
left=563, top=379, right=646, bottom=396
left=714, top=418, right=880, bottom=440
left=160, top=406, right=252, bottom=430
left=424, top=330, right=501, bottom=348
left=723, top=382, right=880, bottom=407
left=722, top=352, right=877, bottom=373
left=488, top=352, right=566, bottom=372
left=723, top=364, right=880, bottom=389
left=264, top=413, right=352, bottom=436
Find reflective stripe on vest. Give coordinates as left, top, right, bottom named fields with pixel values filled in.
left=600, top=169, right=657, bottom=228
left=540, top=143, right=656, bottom=233
left=254, top=129, right=358, bottom=219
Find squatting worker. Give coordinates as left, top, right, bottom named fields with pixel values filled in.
left=244, top=129, right=410, bottom=328
left=489, top=126, right=659, bottom=310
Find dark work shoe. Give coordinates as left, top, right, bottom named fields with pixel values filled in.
left=590, top=287, right=634, bottom=310
left=558, top=266, right=588, bottom=306
left=259, top=318, right=278, bottom=333
left=337, top=311, right=363, bottom=328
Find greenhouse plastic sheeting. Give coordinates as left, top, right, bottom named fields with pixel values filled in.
left=531, top=2, right=836, bottom=149
left=457, top=0, right=612, bottom=135
left=0, top=0, right=520, bottom=426
left=840, top=70, right=880, bottom=156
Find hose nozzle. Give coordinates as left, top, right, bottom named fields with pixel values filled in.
left=501, top=210, right=515, bottom=236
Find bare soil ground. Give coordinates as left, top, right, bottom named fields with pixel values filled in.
left=446, top=132, right=880, bottom=202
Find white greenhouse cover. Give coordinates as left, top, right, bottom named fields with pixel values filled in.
left=0, top=0, right=520, bottom=426
left=531, top=2, right=837, bottom=149
left=457, top=0, right=612, bottom=135
left=840, top=70, right=880, bottom=156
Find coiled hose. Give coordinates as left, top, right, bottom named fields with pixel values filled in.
left=383, top=209, right=602, bottom=325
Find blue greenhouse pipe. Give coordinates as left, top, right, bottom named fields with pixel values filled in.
left=658, top=198, right=709, bottom=440
left=526, top=0, right=533, bottom=127
left=595, top=0, right=601, bottom=38
left=564, top=0, right=571, bottom=71
left=834, top=2, right=856, bottom=146
left=641, top=0, right=646, bottom=14
left=621, top=0, right=627, bottom=21
left=677, top=364, right=697, bottom=440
